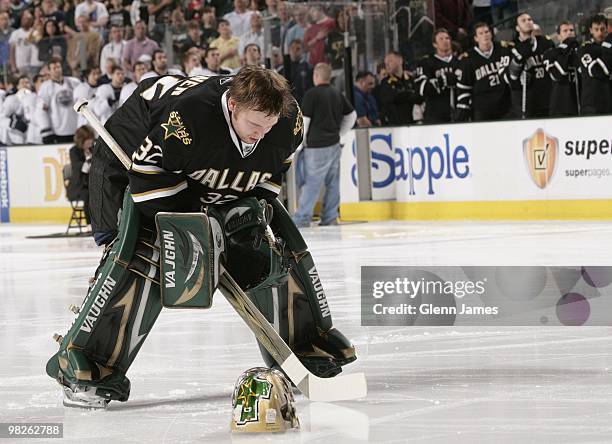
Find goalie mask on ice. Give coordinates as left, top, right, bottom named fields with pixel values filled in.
left=46, top=193, right=359, bottom=408
left=231, top=367, right=299, bottom=433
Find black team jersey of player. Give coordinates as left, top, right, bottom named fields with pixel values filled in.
left=89, top=70, right=301, bottom=245
left=456, top=22, right=513, bottom=122
left=543, top=21, right=581, bottom=117
left=415, top=28, right=463, bottom=124
left=507, top=12, right=554, bottom=118
left=577, top=14, right=612, bottom=116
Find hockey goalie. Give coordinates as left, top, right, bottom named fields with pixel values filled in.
left=46, top=66, right=357, bottom=408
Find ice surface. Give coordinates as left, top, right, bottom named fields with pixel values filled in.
left=1, top=221, right=612, bottom=443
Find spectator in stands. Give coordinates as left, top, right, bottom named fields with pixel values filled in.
left=353, top=70, right=380, bottom=127
left=432, top=0, right=471, bottom=39
left=147, top=0, right=177, bottom=43
left=68, top=125, right=94, bottom=224
left=201, top=45, right=231, bottom=75
left=239, top=11, right=263, bottom=58
left=141, top=48, right=181, bottom=79
left=303, top=6, right=334, bottom=66
left=200, top=7, right=219, bottom=47
left=38, top=56, right=80, bottom=143
left=9, top=10, right=39, bottom=77
left=74, top=0, right=108, bottom=33
left=98, top=56, right=117, bottom=85
left=376, top=51, right=421, bottom=125
left=472, top=0, right=493, bottom=25
left=223, top=0, right=253, bottom=39
left=270, top=45, right=283, bottom=71
left=122, top=20, right=158, bottom=75
left=100, top=24, right=126, bottom=75
left=37, top=19, right=66, bottom=65
left=67, top=15, right=101, bottom=78
left=0, top=12, right=13, bottom=77
left=242, top=42, right=262, bottom=67
left=26, top=72, right=49, bottom=144
left=170, top=9, right=189, bottom=57
left=119, top=60, right=146, bottom=104
left=62, top=0, right=77, bottom=32
left=92, top=65, right=126, bottom=123
left=209, top=18, right=240, bottom=70
left=185, top=0, right=203, bottom=21
left=326, top=8, right=347, bottom=92
left=107, top=0, right=130, bottom=30
left=293, top=62, right=356, bottom=228
left=181, top=48, right=202, bottom=75
left=283, top=4, right=306, bottom=54
left=0, top=74, right=31, bottom=145
left=73, top=66, right=100, bottom=126
left=41, top=0, right=66, bottom=32
left=181, top=20, right=204, bottom=56
left=286, top=38, right=312, bottom=103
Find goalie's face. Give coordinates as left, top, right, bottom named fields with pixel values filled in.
left=228, top=97, right=279, bottom=144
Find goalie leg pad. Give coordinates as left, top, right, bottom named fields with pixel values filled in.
left=248, top=200, right=356, bottom=378
left=47, top=192, right=162, bottom=403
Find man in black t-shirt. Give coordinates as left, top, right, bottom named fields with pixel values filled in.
left=293, top=63, right=356, bottom=228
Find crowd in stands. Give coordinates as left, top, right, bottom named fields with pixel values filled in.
left=0, top=0, right=612, bottom=145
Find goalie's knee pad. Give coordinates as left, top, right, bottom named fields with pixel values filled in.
left=46, top=193, right=162, bottom=403
left=248, top=200, right=356, bottom=378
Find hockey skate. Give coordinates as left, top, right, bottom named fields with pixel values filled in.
left=61, top=384, right=109, bottom=409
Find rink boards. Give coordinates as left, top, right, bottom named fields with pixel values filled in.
left=1, top=114, right=612, bottom=223
left=340, top=114, right=612, bottom=220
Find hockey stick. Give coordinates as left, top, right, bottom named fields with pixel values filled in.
left=520, top=70, right=527, bottom=119
left=73, top=98, right=367, bottom=402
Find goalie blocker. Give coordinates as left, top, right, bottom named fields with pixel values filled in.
left=46, top=194, right=355, bottom=406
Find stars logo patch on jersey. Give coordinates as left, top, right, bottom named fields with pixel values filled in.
left=162, top=111, right=192, bottom=145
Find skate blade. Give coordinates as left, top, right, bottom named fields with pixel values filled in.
left=62, top=386, right=109, bottom=410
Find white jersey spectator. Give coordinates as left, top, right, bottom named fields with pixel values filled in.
left=119, top=61, right=147, bottom=105
left=223, top=0, right=254, bottom=39
left=0, top=77, right=42, bottom=145
left=74, top=0, right=109, bottom=33
left=38, top=58, right=80, bottom=143
left=100, top=25, right=127, bottom=73
left=73, top=67, right=100, bottom=126
left=239, top=12, right=264, bottom=57
left=9, top=10, right=40, bottom=77
left=92, top=66, right=126, bottom=124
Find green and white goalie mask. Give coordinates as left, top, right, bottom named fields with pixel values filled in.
left=231, top=367, right=299, bottom=433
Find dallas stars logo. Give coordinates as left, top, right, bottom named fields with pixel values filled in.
left=234, top=375, right=272, bottom=425
left=161, top=111, right=192, bottom=145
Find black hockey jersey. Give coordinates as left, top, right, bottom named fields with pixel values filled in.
left=89, top=75, right=302, bottom=236
left=456, top=42, right=512, bottom=121
left=415, top=54, right=462, bottom=123
left=507, top=35, right=555, bottom=117
left=543, top=38, right=580, bottom=117
left=375, top=71, right=421, bottom=125
left=578, top=39, right=612, bottom=115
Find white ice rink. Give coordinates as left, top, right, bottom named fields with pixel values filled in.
left=2, top=221, right=612, bottom=443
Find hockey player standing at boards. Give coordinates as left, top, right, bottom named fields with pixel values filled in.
left=415, top=28, right=462, bottom=124
left=47, top=66, right=357, bottom=408
left=507, top=12, right=554, bottom=118
left=455, top=22, right=513, bottom=122
left=577, top=14, right=611, bottom=115
left=543, top=21, right=581, bottom=117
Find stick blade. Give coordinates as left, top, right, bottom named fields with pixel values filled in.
left=300, top=372, right=368, bottom=402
